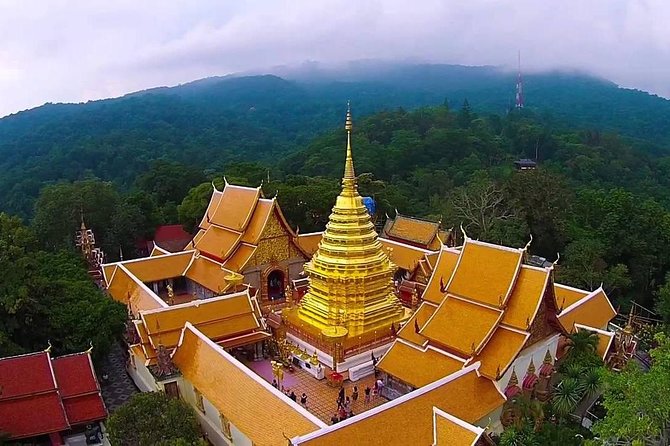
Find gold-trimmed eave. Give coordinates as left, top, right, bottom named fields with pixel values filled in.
left=469, top=325, right=531, bottom=380
left=398, top=301, right=438, bottom=347
left=574, top=323, right=616, bottom=360
left=172, top=323, right=324, bottom=445
left=422, top=246, right=461, bottom=305
left=378, top=339, right=466, bottom=389
left=502, top=265, right=552, bottom=331
left=292, top=363, right=505, bottom=446
left=209, top=183, right=262, bottom=232
left=106, top=263, right=167, bottom=315
left=420, top=295, right=504, bottom=357
left=445, top=238, right=524, bottom=308
left=557, top=286, right=616, bottom=332
left=432, top=407, right=486, bottom=446
left=380, top=237, right=435, bottom=272
left=139, top=290, right=262, bottom=350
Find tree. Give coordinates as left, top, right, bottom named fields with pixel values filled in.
left=557, top=238, right=632, bottom=300
left=592, top=333, right=670, bottom=445
left=106, top=392, right=203, bottom=446
left=178, top=181, right=221, bottom=233
left=449, top=176, right=525, bottom=244
left=655, top=272, right=670, bottom=324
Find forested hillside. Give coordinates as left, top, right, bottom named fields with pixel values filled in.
left=6, top=78, right=670, bottom=360
left=2, top=64, right=670, bottom=218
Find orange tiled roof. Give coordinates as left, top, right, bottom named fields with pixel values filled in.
left=121, top=251, right=193, bottom=283
left=554, top=284, right=590, bottom=311
left=472, top=326, right=530, bottom=380
left=421, top=296, right=503, bottom=356
left=384, top=215, right=440, bottom=246
left=425, top=251, right=440, bottom=270
left=296, top=232, right=323, bottom=257
left=380, top=238, right=435, bottom=271
left=378, top=340, right=465, bottom=388
left=106, top=265, right=166, bottom=314
left=197, top=189, right=223, bottom=231
left=422, top=247, right=460, bottom=304
left=398, top=302, right=437, bottom=346
left=293, top=364, right=504, bottom=446
left=558, top=287, right=616, bottom=332
left=194, top=226, right=241, bottom=260
left=502, top=266, right=550, bottom=330
left=183, top=256, right=235, bottom=295
left=140, top=291, right=262, bottom=349
left=432, top=407, right=485, bottom=446
left=172, top=324, right=323, bottom=446
left=209, top=184, right=261, bottom=232
left=223, top=243, right=257, bottom=271
left=575, top=324, right=616, bottom=360
left=446, top=239, right=523, bottom=307
left=240, top=199, right=274, bottom=245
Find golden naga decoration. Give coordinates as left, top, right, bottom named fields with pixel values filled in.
left=297, top=103, right=404, bottom=337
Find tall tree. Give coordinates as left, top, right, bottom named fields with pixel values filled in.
left=107, top=393, right=204, bottom=446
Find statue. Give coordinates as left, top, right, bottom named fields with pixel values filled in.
left=166, top=284, right=175, bottom=305
left=310, top=349, right=319, bottom=366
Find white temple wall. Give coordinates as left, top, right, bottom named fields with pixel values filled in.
left=127, top=351, right=160, bottom=392
left=178, top=379, right=252, bottom=446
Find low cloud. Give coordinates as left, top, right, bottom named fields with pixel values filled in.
left=0, top=0, right=669, bottom=117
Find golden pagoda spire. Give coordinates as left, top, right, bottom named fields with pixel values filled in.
left=343, top=101, right=355, bottom=187
left=295, top=103, right=405, bottom=337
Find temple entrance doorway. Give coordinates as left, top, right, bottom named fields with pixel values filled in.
left=267, top=270, right=285, bottom=301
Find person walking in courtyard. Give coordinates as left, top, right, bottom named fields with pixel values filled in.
left=289, top=390, right=297, bottom=402
left=352, top=385, right=359, bottom=402
left=364, top=386, right=371, bottom=404
left=331, top=413, right=339, bottom=425
left=300, top=392, right=308, bottom=408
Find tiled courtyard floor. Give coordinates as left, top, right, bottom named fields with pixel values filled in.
left=246, top=359, right=387, bottom=424
left=99, top=342, right=139, bottom=412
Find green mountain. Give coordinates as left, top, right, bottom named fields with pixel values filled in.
left=1, top=63, right=670, bottom=218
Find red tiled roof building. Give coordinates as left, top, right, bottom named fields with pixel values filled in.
left=0, top=350, right=107, bottom=445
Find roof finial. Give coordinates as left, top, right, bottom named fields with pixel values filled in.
left=553, top=252, right=560, bottom=266
left=85, top=341, right=94, bottom=354
left=44, top=340, right=52, bottom=353
left=460, top=223, right=468, bottom=241
left=523, top=233, right=533, bottom=251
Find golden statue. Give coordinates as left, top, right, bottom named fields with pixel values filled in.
left=166, top=284, right=175, bottom=305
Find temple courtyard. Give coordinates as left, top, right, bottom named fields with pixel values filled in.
left=244, top=359, right=387, bottom=423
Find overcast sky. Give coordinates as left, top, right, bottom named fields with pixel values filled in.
left=0, top=0, right=668, bottom=117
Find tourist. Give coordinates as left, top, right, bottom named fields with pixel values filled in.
left=300, top=393, right=308, bottom=408
left=344, top=396, right=351, bottom=411
left=364, top=386, right=371, bottom=404
left=331, top=413, right=339, bottom=425
left=272, top=379, right=278, bottom=389
left=338, top=386, right=345, bottom=404
left=338, top=406, right=347, bottom=421
left=289, top=390, right=297, bottom=402
left=352, top=385, right=359, bottom=402
left=376, top=378, right=384, bottom=398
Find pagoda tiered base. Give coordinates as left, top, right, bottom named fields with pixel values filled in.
left=282, top=307, right=409, bottom=373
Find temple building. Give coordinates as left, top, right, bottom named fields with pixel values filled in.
left=0, top=349, right=107, bottom=445
left=99, top=105, right=620, bottom=446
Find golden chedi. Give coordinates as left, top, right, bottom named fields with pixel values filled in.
left=298, top=104, right=404, bottom=337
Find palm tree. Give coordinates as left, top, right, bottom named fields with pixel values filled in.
left=563, top=331, right=599, bottom=365
left=580, top=367, right=601, bottom=400
left=552, top=378, right=583, bottom=420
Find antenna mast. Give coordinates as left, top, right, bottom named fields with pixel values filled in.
left=515, top=50, right=524, bottom=109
